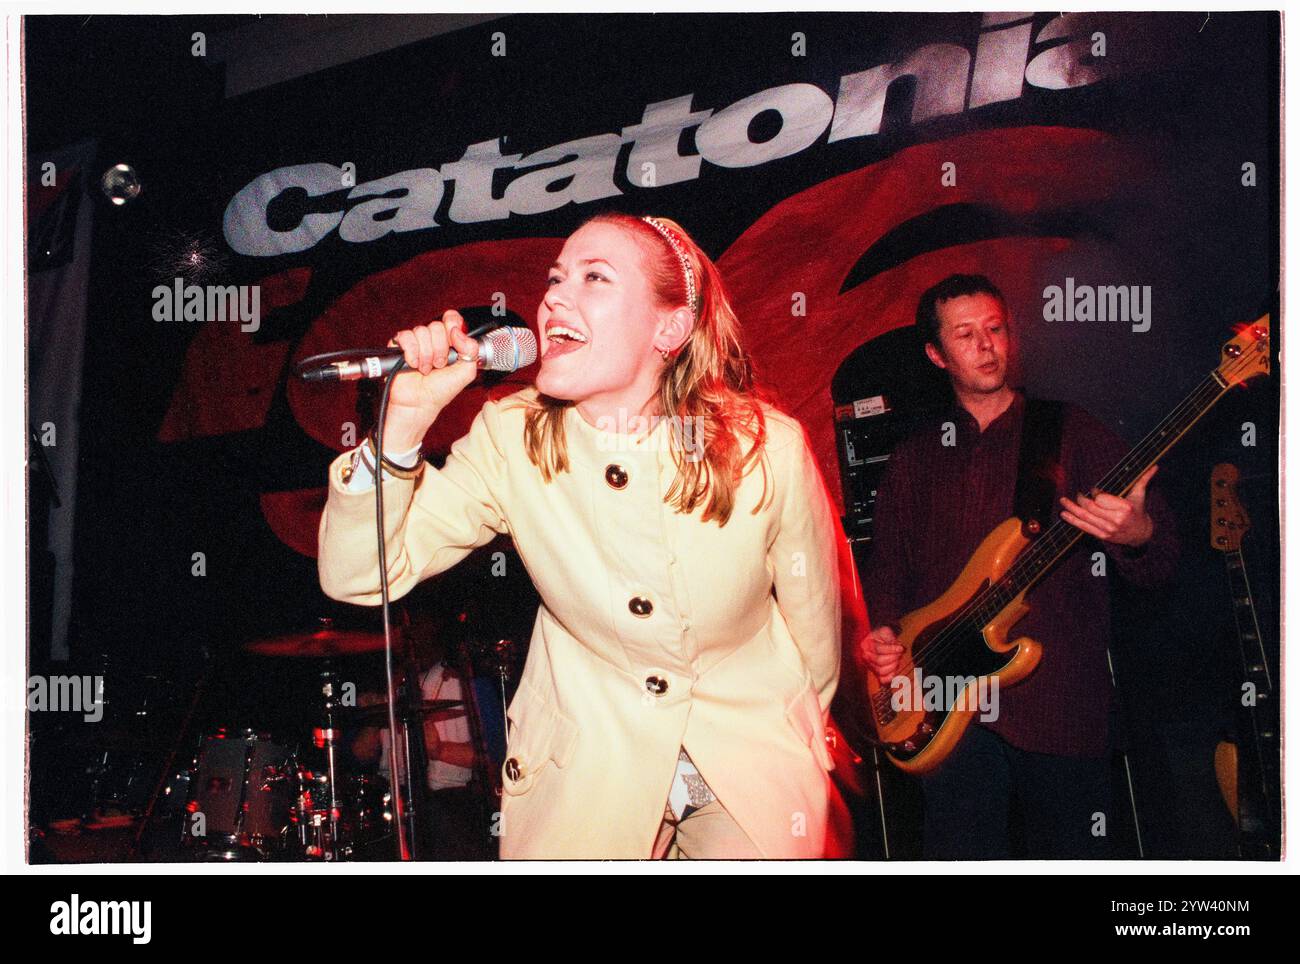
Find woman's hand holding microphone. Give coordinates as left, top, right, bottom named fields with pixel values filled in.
left=379, top=310, right=482, bottom=453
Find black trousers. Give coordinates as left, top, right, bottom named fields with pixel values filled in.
left=920, top=724, right=1113, bottom=859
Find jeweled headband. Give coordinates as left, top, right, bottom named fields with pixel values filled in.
left=640, top=216, right=699, bottom=320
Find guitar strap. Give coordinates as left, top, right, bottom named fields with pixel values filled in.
left=1013, top=397, right=1066, bottom=538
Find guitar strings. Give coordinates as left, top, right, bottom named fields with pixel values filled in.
left=911, top=372, right=1222, bottom=666
left=873, top=370, right=1227, bottom=716
left=910, top=349, right=1252, bottom=667
left=879, top=373, right=1222, bottom=688
left=872, top=341, right=1263, bottom=717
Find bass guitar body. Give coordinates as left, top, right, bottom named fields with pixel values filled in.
left=869, top=518, right=1041, bottom=773
left=1214, top=739, right=1239, bottom=826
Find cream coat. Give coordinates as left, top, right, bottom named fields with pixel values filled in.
left=318, top=386, right=843, bottom=858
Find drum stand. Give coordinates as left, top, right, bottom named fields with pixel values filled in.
left=130, top=658, right=211, bottom=859
left=388, top=641, right=434, bottom=859
left=317, top=648, right=433, bottom=860
left=313, top=668, right=345, bottom=860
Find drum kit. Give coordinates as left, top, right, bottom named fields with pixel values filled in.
left=144, top=620, right=519, bottom=862
left=174, top=727, right=395, bottom=861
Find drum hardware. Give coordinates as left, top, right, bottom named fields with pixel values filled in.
left=132, top=659, right=210, bottom=858
left=293, top=767, right=337, bottom=859
left=243, top=617, right=425, bottom=858
left=181, top=728, right=299, bottom=861
left=489, top=640, right=518, bottom=764
left=340, top=698, right=463, bottom=727
left=243, top=627, right=388, bottom=659
left=347, top=773, right=394, bottom=845
left=132, top=618, right=525, bottom=861
left=312, top=668, right=345, bottom=860
left=454, top=637, right=519, bottom=811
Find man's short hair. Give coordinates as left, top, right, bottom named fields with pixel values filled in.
left=915, top=274, right=1006, bottom=347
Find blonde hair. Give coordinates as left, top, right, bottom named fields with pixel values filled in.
left=512, top=212, right=780, bottom=526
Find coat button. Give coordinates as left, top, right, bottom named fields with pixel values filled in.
left=628, top=596, right=653, bottom=617
left=505, top=757, right=521, bottom=781
left=605, top=464, right=629, bottom=489
left=645, top=676, right=669, bottom=696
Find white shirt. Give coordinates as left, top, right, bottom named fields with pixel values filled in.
left=378, top=663, right=473, bottom=792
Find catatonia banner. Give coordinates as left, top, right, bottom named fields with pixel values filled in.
left=82, top=11, right=1269, bottom=648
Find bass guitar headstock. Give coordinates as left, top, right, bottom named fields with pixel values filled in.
left=1211, top=463, right=1251, bottom=553
left=1217, top=314, right=1271, bottom=388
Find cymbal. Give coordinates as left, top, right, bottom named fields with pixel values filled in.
left=244, top=628, right=388, bottom=658
left=341, top=699, right=464, bottom=726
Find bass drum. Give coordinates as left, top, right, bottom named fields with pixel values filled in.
left=182, top=729, right=298, bottom=860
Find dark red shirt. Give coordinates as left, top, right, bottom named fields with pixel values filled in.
left=865, top=391, right=1179, bottom=757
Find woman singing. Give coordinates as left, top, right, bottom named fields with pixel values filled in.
left=318, top=212, right=849, bottom=859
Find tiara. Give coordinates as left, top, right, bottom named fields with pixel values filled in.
left=641, top=216, right=699, bottom=320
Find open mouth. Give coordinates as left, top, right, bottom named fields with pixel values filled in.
left=543, top=325, right=588, bottom=358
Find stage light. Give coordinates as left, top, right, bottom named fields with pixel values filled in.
left=100, top=163, right=142, bottom=206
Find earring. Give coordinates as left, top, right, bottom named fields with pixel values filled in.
left=657, top=348, right=670, bottom=360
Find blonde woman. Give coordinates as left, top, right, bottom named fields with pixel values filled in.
left=319, top=212, right=848, bottom=859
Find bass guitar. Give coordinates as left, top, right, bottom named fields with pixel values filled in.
left=1210, top=463, right=1280, bottom=858
left=870, top=316, right=1271, bottom=773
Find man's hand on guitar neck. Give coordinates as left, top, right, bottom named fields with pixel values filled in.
left=860, top=625, right=904, bottom=683
left=1058, top=464, right=1158, bottom=548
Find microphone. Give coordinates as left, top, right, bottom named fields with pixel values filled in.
left=299, top=326, right=538, bottom=382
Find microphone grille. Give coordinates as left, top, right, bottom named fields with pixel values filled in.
left=481, top=326, right=538, bottom=372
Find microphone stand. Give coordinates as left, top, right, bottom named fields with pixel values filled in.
left=299, top=324, right=534, bottom=860
left=374, top=359, right=415, bottom=860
